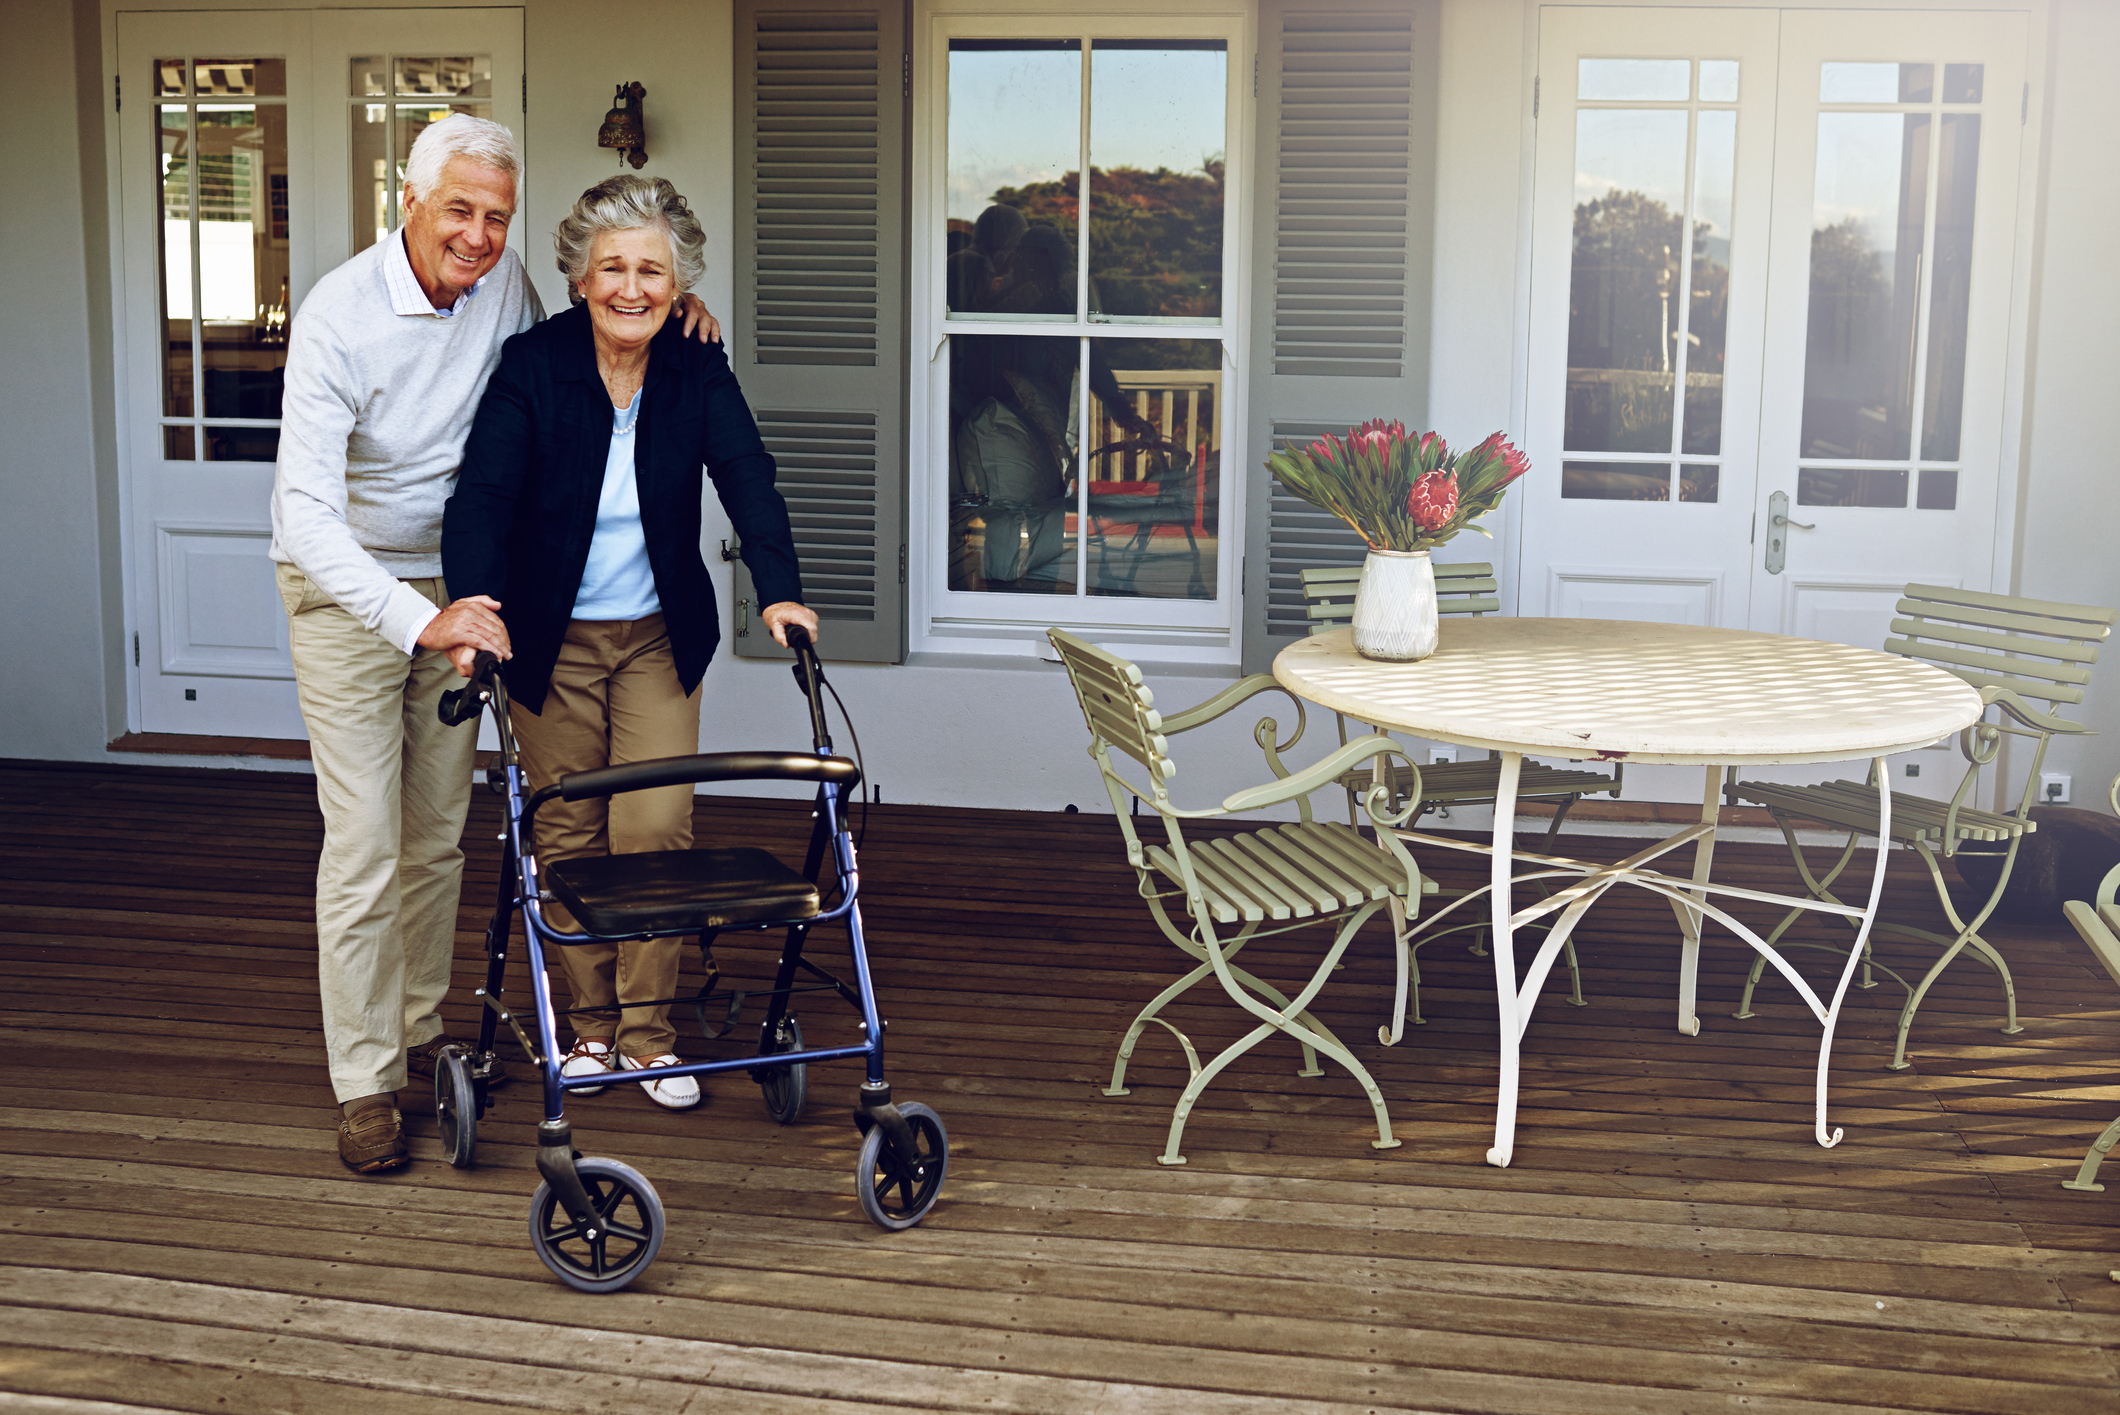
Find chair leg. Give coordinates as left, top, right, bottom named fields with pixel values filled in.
left=2062, top=1113, right=2120, bottom=1192
left=1158, top=905, right=1401, bottom=1164
left=1105, top=959, right=1214, bottom=1096
left=1880, top=839, right=2025, bottom=1070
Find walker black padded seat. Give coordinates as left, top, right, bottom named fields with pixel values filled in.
left=544, top=848, right=821, bottom=936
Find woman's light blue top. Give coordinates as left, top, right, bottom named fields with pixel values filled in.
left=571, top=387, right=663, bottom=620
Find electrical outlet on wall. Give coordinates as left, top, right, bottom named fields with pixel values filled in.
left=2041, top=773, right=2071, bottom=804
left=1431, top=748, right=1456, bottom=765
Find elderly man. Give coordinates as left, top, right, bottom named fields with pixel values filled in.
left=272, top=115, right=718, bottom=1173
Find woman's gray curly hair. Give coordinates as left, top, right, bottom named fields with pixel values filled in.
left=554, top=175, right=706, bottom=305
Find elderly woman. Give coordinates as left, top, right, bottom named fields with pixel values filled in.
left=443, top=175, right=816, bottom=1110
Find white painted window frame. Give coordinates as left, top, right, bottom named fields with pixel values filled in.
left=909, top=2, right=1256, bottom=665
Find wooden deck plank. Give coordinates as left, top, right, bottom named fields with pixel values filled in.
left=0, top=760, right=2116, bottom=1412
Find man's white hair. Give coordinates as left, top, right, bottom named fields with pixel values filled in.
left=402, top=114, right=522, bottom=203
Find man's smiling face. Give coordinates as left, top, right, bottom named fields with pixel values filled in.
left=400, top=156, right=517, bottom=307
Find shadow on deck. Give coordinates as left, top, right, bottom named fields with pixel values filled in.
left=1, top=760, right=2116, bottom=1413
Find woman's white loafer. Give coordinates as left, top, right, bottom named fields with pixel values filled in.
left=561, top=1038, right=617, bottom=1096
left=622, top=1052, right=702, bottom=1110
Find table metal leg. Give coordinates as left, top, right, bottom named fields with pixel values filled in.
left=1672, top=766, right=1722, bottom=1037
left=1815, top=756, right=1893, bottom=1148
left=1486, top=752, right=1524, bottom=1169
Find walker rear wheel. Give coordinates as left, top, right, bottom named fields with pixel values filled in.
left=856, top=1101, right=948, bottom=1232
left=435, top=1045, right=479, bottom=1169
left=758, top=1015, right=807, bottom=1125
left=527, top=1157, right=665, bottom=1293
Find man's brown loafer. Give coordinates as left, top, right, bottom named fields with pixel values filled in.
left=338, top=1097, right=408, bottom=1174
left=407, top=1035, right=510, bottom=1087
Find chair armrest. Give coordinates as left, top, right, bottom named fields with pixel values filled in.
left=1159, top=674, right=1300, bottom=735
left=1219, top=734, right=1409, bottom=815
left=1981, top=686, right=2090, bottom=736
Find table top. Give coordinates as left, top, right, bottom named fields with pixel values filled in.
left=1273, top=620, right=1986, bottom=765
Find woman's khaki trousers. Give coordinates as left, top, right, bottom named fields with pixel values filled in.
left=512, top=613, right=701, bottom=1059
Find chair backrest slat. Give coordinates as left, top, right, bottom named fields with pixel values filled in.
left=1886, top=584, right=2113, bottom=716
left=1047, top=629, right=1175, bottom=780
left=1901, top=582, right=2120, bottom=629
left=1302, top=560, right=1500, bottom=632
left=1890, top=615, right=2104, bottom=666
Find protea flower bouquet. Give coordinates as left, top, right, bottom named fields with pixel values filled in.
left=1265, top=420, right=1530, bottom=552
left=1265, top=420, right=1531, bottom=660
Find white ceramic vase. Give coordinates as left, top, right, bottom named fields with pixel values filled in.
left=1351, top=548, right=1439, bottom=661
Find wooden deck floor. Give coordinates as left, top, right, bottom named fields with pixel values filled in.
left=2, top=760, right=2116, bottom=1414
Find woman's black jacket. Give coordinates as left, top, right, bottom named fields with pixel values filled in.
left=442, top=303, right=803, bottom=715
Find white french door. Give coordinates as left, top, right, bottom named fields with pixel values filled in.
left=116, top=9, right=521, bottom=738
left=1520, top=6, right=2027, bottom=650
left=1744, top=9, right=2026, bottom=646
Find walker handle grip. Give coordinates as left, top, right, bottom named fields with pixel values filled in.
left=437, top=651, right=500, bottom=727
left=785, top=625, right=833, bottom=754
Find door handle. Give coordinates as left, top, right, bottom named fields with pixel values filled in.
left=1763, top=490, right=1812, bottom=574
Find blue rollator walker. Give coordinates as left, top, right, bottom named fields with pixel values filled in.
left=432, top=626, right=946, bottom=1292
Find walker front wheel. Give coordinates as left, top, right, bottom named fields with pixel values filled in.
left=527, top=1157, right=665, bottom=1293
left=435, top=1045, right=479, bottom=1169
left=856, top=1102, right=948, bottom=1232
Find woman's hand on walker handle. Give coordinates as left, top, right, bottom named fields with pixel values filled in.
left=762, top=601, right=819, bottom=648
left=418, top=595, right=511, bottom=676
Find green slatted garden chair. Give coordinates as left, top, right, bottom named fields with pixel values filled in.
left=2060, top=771, right=2120, bottom=1194
left=1047, top=627, right=1436, bottom=1166
left=1301, top=562, right=1620, bottom=1018
left=1728, top=585, right=2116, bottom=1070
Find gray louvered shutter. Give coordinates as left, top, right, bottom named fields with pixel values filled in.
left=732, top=0, right=906, bottom=662
left=1240, top=0, right=1433, bottom=672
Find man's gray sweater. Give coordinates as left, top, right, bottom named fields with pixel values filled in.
left=270, top=231, right=542, bottom=654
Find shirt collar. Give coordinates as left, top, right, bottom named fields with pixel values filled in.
left=383, top=226, right=486, bottom=318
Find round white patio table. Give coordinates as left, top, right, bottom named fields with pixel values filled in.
left=1274, top=619, right=1985, bottom=1168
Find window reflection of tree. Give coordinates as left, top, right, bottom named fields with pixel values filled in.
left=1565, top=190, right=1730, bottom=456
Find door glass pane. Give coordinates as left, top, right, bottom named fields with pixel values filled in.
left=1821, top=62, right=1932, bottom=103
left=396, top=55, right=491, bottom=98
left=1677, top=464, right=1719, bottom=502
left=204, top=426, right=282, bottom=462
left=194, top=58, right=285, bottom=98
left=1562, top=461, right=1670, bottom=500
left=350, top=56, right=388, bottom=97
left=352, top=104, right=390, bottom=253
left=163, top=426, right=196, bottom=461
left=1698, top=60, right=1739, bottom=103
left=1578, top=59, right=1689, bottom=101
left=1916, top=468, right=1957, bottom=509
left=154, top=58, right=187, bottom=97
left=1683, top=108, right=1735, bottom=456
left=946, top=41, right=1081, bottom=319
left=1086, top=42, right=1225, bottom=321
left=197, top=104, right=291, bottom=420
left=948, top=333, right=1079, bottom=592
left=1798, top=467, right=1908, bottom=507
left=1921, top=112, right=1979, bottom=462
left=157, top=103, right=194, bottom=418
left=1942, top=64, right=1984, bottom=104
left=1800, top=112, right=1929, bottom=460
left=1566, top=109, right=1687, bottom=453
left=1086, top=338, right=1218, bottom=599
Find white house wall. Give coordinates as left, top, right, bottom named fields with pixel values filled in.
left=2, top=0, right=2112, bottom=818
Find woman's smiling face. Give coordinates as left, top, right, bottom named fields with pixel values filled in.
left=578, top=226, right=678, bottom=353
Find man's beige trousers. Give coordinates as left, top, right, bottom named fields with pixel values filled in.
left=279, top=565, right=474, bottom=1103
left=511, top=613, right=701, bottom=1059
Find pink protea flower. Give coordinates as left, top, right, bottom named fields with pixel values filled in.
left=1408, top=469, right=1459, bottom=531
left=1472, top=431, right=1531, bottom=486
left=1348, top=418, right=1404, bottom=463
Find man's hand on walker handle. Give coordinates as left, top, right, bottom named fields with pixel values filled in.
left=418, top=595, right=511, bottom=676
left=762, top=601, right=819, bottom=649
